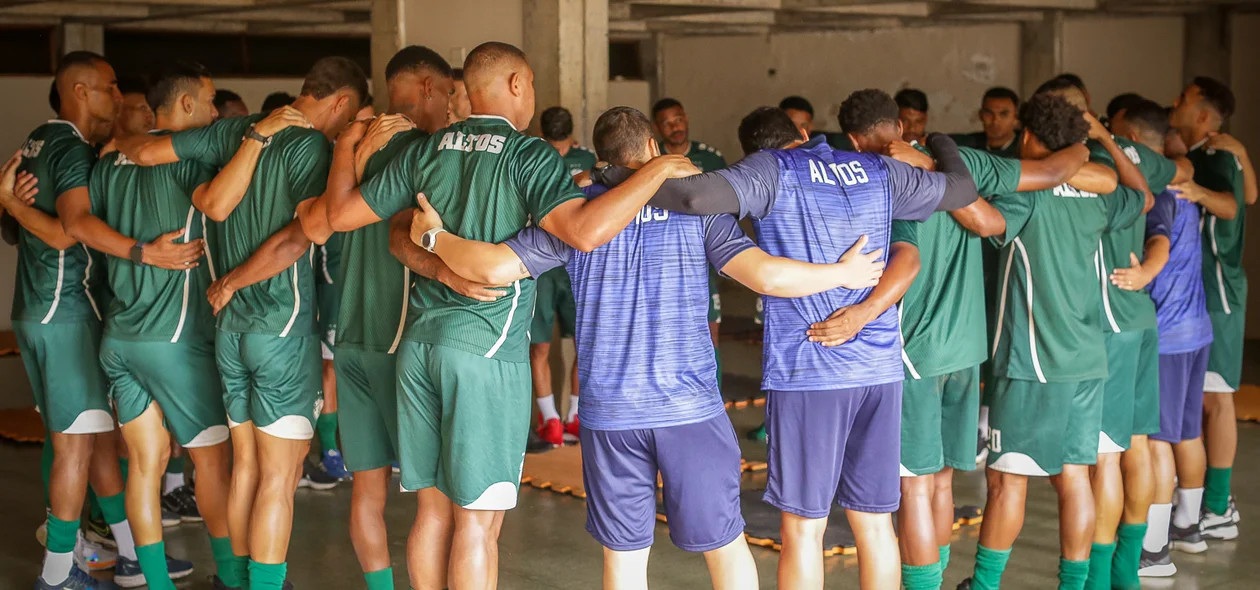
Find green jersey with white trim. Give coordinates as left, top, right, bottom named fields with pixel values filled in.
left=562, top=145, right=597, bottom=176
left=950, top=131, right=1023, bottom=159
left=359, top=115, right=585, bottom=362
left=989, top=182, right=1145, bottom=383
left=1188, top=142, right=1247, bottom=315
left=1089, top=137, right=1177, bottom=333
left=89, top=132, right=217, bottom=343
left=684, top=140, right=726, bottom=172
left=170, top=114, right=331, bottom=336
left=13, top=120, right=103, bottom=324
left=336, top=128, right=427, bottom=353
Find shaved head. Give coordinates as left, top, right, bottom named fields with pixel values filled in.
left=54, top=51, right=122, bottom=142
left=463, top=42, right=530, bottom=95
left=461, top=42, right=536, bottom=130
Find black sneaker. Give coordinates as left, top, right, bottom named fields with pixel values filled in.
left=525, top=429, right=553, bottom=454
left=162, top=485, right=203, bottom=523
left=955, top=578, right=973, bottom=590
left=1138, top=543, right=1176, bottom=577
left=297, top=458, right=339, bottom=491
left=83, top=514, right=115, bottom=550
left=1170, top=522, right=1207, bottom=554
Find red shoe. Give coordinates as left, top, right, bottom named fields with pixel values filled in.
left=563, top=416, right=580, bottom=443
left=537, top=417, right=563, bottom=447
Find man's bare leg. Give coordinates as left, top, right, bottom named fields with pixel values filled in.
left=932, top=468, right=956, bottom=561
left=848, top=509, right=899, bottom=589
left=227, top=423, right=258, bottom=562
left=969, top=469, right=1027, bottom=589
left=118, top=404, right=180, bottom=587
left=350, top=467, right=392, bottom=576
left=777, top=512, right=826, bottom=590
left=603, top=547, right=650, bottom=590
left=40, top=431, right=97, bottom=584
left=1051, top=464, right=1096, bottom=589
left=702, top=534, right=758, bottom=590
left=449, top=506, right=505, bottom=590
left=246, top=429, right=309, bottom=588
left=1201, top=392, right=1236, bottom=529
left=407, top=487, right=454, bottom=590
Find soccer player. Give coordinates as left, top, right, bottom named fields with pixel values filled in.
left=895, top=88, right=929, bottom=144
left=1169, top=76, right=1247, bottom=541
left=114, top=75, right=154, bottom=139
left=314, top=225, right=347, bottom=483
left=60, top=61, right=229, bottom=590
left=319, top=42, right=698, bottom=590
left=448, top=67, right=472, bottom=124
left=531, top=105, right=594, bottom=445
left=957, top=92, right=1150, bottom=590
left=406, top=104, right=892, bottom=590
left=1054, top=73, right=1094, bottom=114
left=117, top=56, right=368, bottom=590
left=214, top=90, right=249, bottom=120
left=779, top=95, right=815, bottom=136
left=952, top=87, right=1022, bottom=158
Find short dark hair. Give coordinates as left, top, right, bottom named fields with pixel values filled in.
left=299, top=56, right=369, bottom=104
left=260, top=92, right=296, bottom=114
left=147, top=62, right=211, bottom=111
left=386, top=45, right=453, bottom=81
left=982, top=86, right=1020, bottom=109
left=1105, top=92, right=1145, bottom=121
left=651, top=98, right=682, bottom=118
left=1055, top=73, right=1086, bottom=91
left=738, top=107, right=800, bottom=156
left=540, top=106, right=574, bottom=141
left=451, top=68, right=464, bottom=81
left=117, top=74, right=147, bottom=97
left=464, top=42, right=527, bottom=82
left=1020, top=93, right=1089, bottom=152
left=1123, top=98, right=1171, bottom=139
left=214, top=89, right=243, bottom=111
left=778, top=95, right=813, bottom=117
left=1192, top=76, right=1235, bottom=120
left=894, top=88, right=929, bottom=113
left=48, top=81, right=60, bottom=113
left=55, top=51, right=106, bottom=79
left=592, top=106, right=654, bottom=167
left=1034, top=76, right=1078, bottom=97
left=838, top=89, right=899, bottom=135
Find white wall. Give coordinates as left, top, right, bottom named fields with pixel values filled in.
left=607, top=78, right=651, bottom=118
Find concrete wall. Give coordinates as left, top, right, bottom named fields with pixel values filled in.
left=1231, top=14, right=1260, bottom=338
left=607, top=78, right=651, bottom=119
left=1062, top=16, right=1185, bottom=113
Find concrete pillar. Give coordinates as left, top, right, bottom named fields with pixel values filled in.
left=1019, top=11, right=1063, bottom=100
left=369, top=0, right=404, bottom=112
left=1184, top=6, right=1230, bottom=85
left=61, top=23, right=104, bottom=55
left=524, top=0, right=608, bottom=144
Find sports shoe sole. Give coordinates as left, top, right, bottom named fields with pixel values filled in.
left=1138, top=563, right=1177, bottom=577
left=1171, top=539, right=1207, bottom=554
left=115, top=572, right=147, bottom=588
left=86, top=529, right=118, bottom=550
left=1201, top=523, right=1239, bottom=540
left=181, top=514, right=205, bottom=523
left=298, top=478, right=338, bottom=491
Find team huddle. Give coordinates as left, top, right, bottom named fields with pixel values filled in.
left=1, top=36, right=1254, bottom=590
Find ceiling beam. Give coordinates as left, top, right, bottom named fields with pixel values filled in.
left=619, top=0, right=782, bottom=9
left=957, top=0, right=1097, bottom=9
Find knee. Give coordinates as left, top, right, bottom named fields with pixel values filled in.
left=529, top=344, right=550, bottom=363
left=780, top=514, right=826, bottom=544
left=933, top=471, right=954, bottom=494
left=900, top=475, right=933, bottom=499
left=131, top=446, right=172, bottom=475
left=987, top=471, right=1028, bottom=496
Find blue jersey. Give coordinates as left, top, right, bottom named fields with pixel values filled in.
left=507, top=183, right=755, bottom=431
left=716, top=136, right=946, bottom=391
left=1147, top=190, right=1213, bottom=355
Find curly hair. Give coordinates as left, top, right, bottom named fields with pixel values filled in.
left=838, top=89, right=898, bottom=135
left=1020, top=93, right=1088, bottom=152
left=894, top=88, right=928, bottom=113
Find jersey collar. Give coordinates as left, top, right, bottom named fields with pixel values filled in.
left=466, top=114, right=517, bottom=131
left=1188, top=136, right=1210, bottom=152
left=46, top=119, right=87, bottom=142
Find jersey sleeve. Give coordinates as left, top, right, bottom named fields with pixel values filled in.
left=1196, top=150, right=1245, bottom=203
left=988, top=192, right=1036, bottom=247
left=286, top=133, right=332, bottom=206
left=1104, top=184, right=1146, bottom=232
left=515, top=139, right=585, bottom=222
left=174, top=160, right=218, bottom=196
left=1145, top=190, right=1175, bottom=240
left=959, top=147, right=1021, bottom=197
left=503, top=226, right=573, bottom=278
left=891, top=220, right=920, bottom=247
left=714, top=151, right=781, bottom=219
left=86, top=158, right=109, bottom=218
left=360, top=139, right=426, bottom=221
left=1134, top=143, right=1177, bottom=194
left=48, top=135, right=96, bottom=198
left=701, top=214, right=757, bottom=274
left=883, top=155, right=947, bottom=221
left=170, top=116, right=253, bottom=168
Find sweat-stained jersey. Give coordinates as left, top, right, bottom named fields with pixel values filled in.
left=1146, top=190, right=1213, bottom=355
left=13, top=120, right=103, bottom=324
left=988, top=183, right=1145, bottom=383
left=713, top=135, right=946, bottom=391
left=1188, top=140, right=1248, bottom=315
left=358, top=115, right=584, bottom=362
left=336, top=128, right=427, bottom=353
left=170, top=113, right=331, bottom=337
left=504, top=182, right=755, bottom=431
left=90, top=130, right=216, bottom=343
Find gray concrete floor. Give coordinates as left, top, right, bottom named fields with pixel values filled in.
left=2, top=338, right=1259, bottom=589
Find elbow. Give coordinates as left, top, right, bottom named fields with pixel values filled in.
left=1143, top=191, right=1156, bottom=214
left=483, top=266, right=522, bottom=286
left=134, top=143, right=163, bottom=167
left=1218, top=206, right=1239, bottom=221
left=328, top=207, right=355, bottom=233
left=195, top=197, right=229, bottom=222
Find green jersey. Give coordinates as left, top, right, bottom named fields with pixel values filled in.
left=897, top=145, right=1022, bottom=378
left=90, top=132, right=217, bottom=343
left=989, top=182, right=1145, bottom=383
left=336, top=128, right=428, bottom=353
left=170, top=114, right=331, bottom=336
left=13, top=120, right=102, bottom=324
left=1088, top=137, right=1177, bottom=333
left=950, top=131, right=1022, bottom=160
left=561, top=144, right=597, bottom=176
left=359, top=115, right=584, bottom=362
left=1188, top=140, right=1248, bottom=314
left=682, top=140, right=726, bottom=172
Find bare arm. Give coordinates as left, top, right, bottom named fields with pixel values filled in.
left=1110, top=235, right=1170, bottom=292
left=1171, top=157, right=1195, bottom=185
left=192, top=138, right=265, bottom=222
left=950, top=199, right=1006, bottom=238
left=1207, top=133, right=1258, bottom=205
left=57, top=187, right=202, bottom=268
left=721, top=235, right=884, bottom=297
left=387, top=209, right=506, bottom=303
left=206, top=217, right=312, bottom=314
left=421, top=229, right=527, bottom=286
left=1015, top=144, right=1089, bottom=191
left=1175, top=180, right=1238, bottom=220
left=805, top=241, right=921, bottom=347
left=1067, top=162, right=1119, bottom=195
left=1089, top=117, right=1154, bottom=212
left=115, top=134, right=178, bottom=167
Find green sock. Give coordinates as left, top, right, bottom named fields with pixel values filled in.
left=1111, top=524, right=1145, bottom=590
left=119, top=458, right=130, bottom=483
left=1058, top=557, right=1089, bottom=590
left=939, top=544, right=952, bottom=573
left=96, top=491, right=128, bottom=525
left=136, top=542, right=176, bottom=590
left=715, top=348, right=723, bottom=390
left=88, top=488, right=103, bottom=523
left=1205, top=466, right=1232, bottom=515
left=210, top=536, right=241, bottom=587
left=316, top=412, right=339, bottom=454
left=248, top=560, right=287, bottom=590
left=46, top=515, right=79, bottom=554
left=167, top=456, right=185, bottom=475
left=232, top=555, right=250, bottom=589
left=902, top=562, right=942, bottom=590
left=41, top=432, right=54, bottom=509
left=364, top=567, right=395, bottom=590
left=972, top=545, right=1011, bottom=590
left=1084, top=543, right=1114, bottom=590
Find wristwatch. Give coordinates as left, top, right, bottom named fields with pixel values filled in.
left=420, top=227, right=447, bottom=253
left=244, top=125, right=272, bottom=148
left=130, top=242, right=146, bottom=266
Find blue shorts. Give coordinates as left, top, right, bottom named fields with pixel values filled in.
left=764, top=384, right=902, bottom=517
left=1153, top=346, right=1209, bottom=444
left=580, top=414, right=745, bottom=553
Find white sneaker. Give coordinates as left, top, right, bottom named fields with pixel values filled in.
left=75, top=530, right=117, bottom=571
left=1200, top=496, right=1241, bottom=541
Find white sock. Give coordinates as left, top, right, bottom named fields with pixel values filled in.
left=164, top=472, right=186, bottom=495
left=110, top=520, right=138, bottom=560
left=978, top=405, right=990, bottom=438
left=1174, top=487, right=1204, bottom=529
left=566, top=395, right=579, bottom=422
left=41, top=550, right=74, bottom=584
left=1144, top=503, right=1172, bottom=552
left=536, top=395, right=560, bottom=422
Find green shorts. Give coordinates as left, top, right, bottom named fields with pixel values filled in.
left=986, top=377, right=1103, bottom=476
left=1205, top=309, right=1243, bottom=392
left=530, top=268, right=575, bottom=344
left=14, top=320, right=113, bottom=434
left=1100, top=328, right=1160, bottom=453
left=216, top=331, right=323, bottom=440
left=396, top=341, right=531, bottom=509
left=100, top=337, right=228, bottom=448
left=317, top=280, right=339, bottom=360
left=335, top=347, right=399, bottom=472
left=901, top=366, right=981, bottom=476
left=708, top=269, right=722, bottom=324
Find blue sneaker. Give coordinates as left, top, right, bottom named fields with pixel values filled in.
left=114, top=554, right=194, bottom=588
left=35, top=563, right=100, bottom=589
left=322, top=449, right=350, bottom=480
